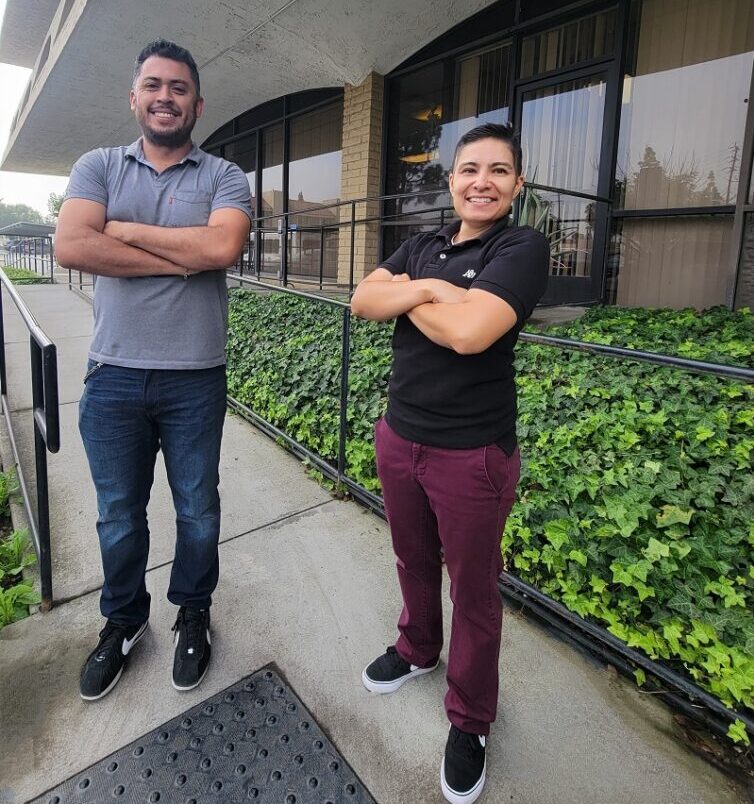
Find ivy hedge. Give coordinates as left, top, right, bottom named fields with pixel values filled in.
left=227, top=291, right=753, bottom=740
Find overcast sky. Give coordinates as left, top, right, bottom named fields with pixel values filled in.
left=0, top=0, right=69, bottom=216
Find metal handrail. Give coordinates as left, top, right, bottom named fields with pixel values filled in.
left=230, top=181, right=610, bottom=290
left=0, top=267, right=60, bottom=609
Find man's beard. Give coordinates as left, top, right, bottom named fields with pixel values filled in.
left=138, top=106, right=196, bottom=148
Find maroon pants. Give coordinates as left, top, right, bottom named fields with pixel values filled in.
left=375, top=417, right=520, bottom=735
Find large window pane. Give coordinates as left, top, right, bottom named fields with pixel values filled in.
left=288, top=104, right=343, bottom=281
left=288, top=104, right=342, bottom=208
left=517, top=186, right=595, bottom=278
left=260, top=124, right=284, bottom=274
left=224, top=135, right=256, bottom=216
left=610, top=216, right=733, bottom=308
left=385, top=42, right=511, bottom=215
left=520, top=75, right=606, bottom=195
left=520, top=7, right=616, bottom=79
left=616, top=0, right=754, bottom=210
left=261, top=124, right=284, bottom=217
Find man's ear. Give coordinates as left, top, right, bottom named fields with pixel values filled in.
left=129, top=89, right=136, bottom=112
left=195, top=96, right=205, bottom=119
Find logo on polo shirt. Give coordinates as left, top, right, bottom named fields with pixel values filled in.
left=462, top=269, right=477, bottom=279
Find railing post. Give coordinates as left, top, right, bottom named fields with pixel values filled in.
left=318, top=226, right=325, bottom=290
left=30, top=338, right=54, bottom=610
left=0, top=282, right=6, bottom=397
left=281, top=215, right=289, bottom=287
left=337, top=307, right=351, bottom=483
left=349, top=202, right=356, bottom=293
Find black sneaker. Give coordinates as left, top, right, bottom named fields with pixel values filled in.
left=172, top=606, right=211, bottom=691
left=79, top=619, right=148, bottom=701
left=361, top=645, right=439, bottom=694
left=440, top=725, right=486, bottom=804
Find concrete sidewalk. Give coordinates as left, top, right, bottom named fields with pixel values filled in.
left=0, top=283, right=746, bottom=804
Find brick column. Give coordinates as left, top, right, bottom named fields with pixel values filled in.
left=338, top=72, right=384, bottom=288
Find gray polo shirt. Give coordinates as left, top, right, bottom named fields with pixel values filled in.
left=66, top=139, right=252, bottom=369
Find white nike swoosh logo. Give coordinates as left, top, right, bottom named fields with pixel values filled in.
left=122, top=623, right=146, bottom=655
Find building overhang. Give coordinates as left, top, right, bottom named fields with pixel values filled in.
left=0, top=0, right=59, bottom=68
left=1, top=0, right=497, bottom=175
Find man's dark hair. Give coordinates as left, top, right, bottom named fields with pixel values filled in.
left=134, top=40, right=201, bottom=96
left=452, top=123, right=522, bottom=176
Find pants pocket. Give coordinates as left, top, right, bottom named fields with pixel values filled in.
left=83, top=361, right=104, bottom=384
left=482, top=445, right=511, bottom=495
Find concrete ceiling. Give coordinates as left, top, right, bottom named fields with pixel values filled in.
left=2, top=0, right=496, bottom=175
left=0, top=0, right=59, bottom=68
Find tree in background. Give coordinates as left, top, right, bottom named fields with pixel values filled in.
left=47, top=192, right=65, bottom=220
left=0, top=200, right=44, bottom=228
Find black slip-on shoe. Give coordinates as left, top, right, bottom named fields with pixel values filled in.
left=172, top=606, right=211, bottom=691
left=441, top=725, right=486, bottom=804
left=79, top=619, right=148, bottom=701
left=361, top=645, right=439, bottom=694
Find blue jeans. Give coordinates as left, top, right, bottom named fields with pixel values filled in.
left=79, top=362, right=227, bottom=625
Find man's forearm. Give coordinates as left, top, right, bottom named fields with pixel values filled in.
left=55, top=225, right=185, bottom=277
left=111, top=221, right=241, bottom=271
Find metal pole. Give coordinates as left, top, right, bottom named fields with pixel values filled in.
left=337, top=307, right=351, bottom=482
left=349, top=202, right=356, bottom=293
left=30, top=338, right=53, bottom=609
left=0, top=282, right=6, bottom=396
left=282, top=216, right=289, bottom=287
left=318, top=226, right=325, bottom=290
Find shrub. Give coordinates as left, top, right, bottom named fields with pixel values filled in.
left=227, top=291, right=754, bottom=723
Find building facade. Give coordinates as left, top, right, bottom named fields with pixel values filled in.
left=3, top=0, right=753, bottom=309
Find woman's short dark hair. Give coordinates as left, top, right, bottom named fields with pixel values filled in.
left=134, top=40, right=201, bottom=96
left=452, top=123, right=522, bottom=176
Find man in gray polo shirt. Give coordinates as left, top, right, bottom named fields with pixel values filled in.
left=55, top=40, right=251, bottom=700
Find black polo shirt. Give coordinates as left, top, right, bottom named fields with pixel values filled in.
left=381, top=216, right=549, bottom=451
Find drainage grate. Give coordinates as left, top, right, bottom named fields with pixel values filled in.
left=32, top=666, right=375, bottom=804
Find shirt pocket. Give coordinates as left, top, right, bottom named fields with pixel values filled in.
left=169, top=191, right=212, bottom=226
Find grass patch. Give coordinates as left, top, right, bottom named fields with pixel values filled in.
left=1, top=265, right=52, bottom=284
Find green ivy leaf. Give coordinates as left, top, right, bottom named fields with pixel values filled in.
left=726, top=719, right=751, bottom=746
left=543, top=519, right=571, bottom=551
left=656, top=505, right=694, bottom=528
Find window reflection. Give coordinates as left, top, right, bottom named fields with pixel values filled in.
left=610, top=216, right=732, bottom=307
left=517, top=186, right=594, bottom=278
left=288, top=104, right=343, bottom=280
left=260, top=124, right=284, bottom=275
left=616, top=0, right=753, bottom=209
left=520, top=7, right=616, bottom=79
left=224, top=135, right=256, bottom=214
left=385, top=42, right=511, bottom=218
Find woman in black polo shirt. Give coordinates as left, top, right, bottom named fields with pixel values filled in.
left=351, top=123, right=549, bottom=804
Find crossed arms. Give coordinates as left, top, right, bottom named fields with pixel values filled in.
left=350, top=267, right=518, bottom=355
left=55, top=198, right=250, bottom=278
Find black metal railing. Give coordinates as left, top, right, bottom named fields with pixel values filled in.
left=229, top=182, right=608, bottom=294
left=0, top=267, right=60, bottom=610
left=5, top=237, right=57, bottom=282
left=67, top=268, right=94, bottom=301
